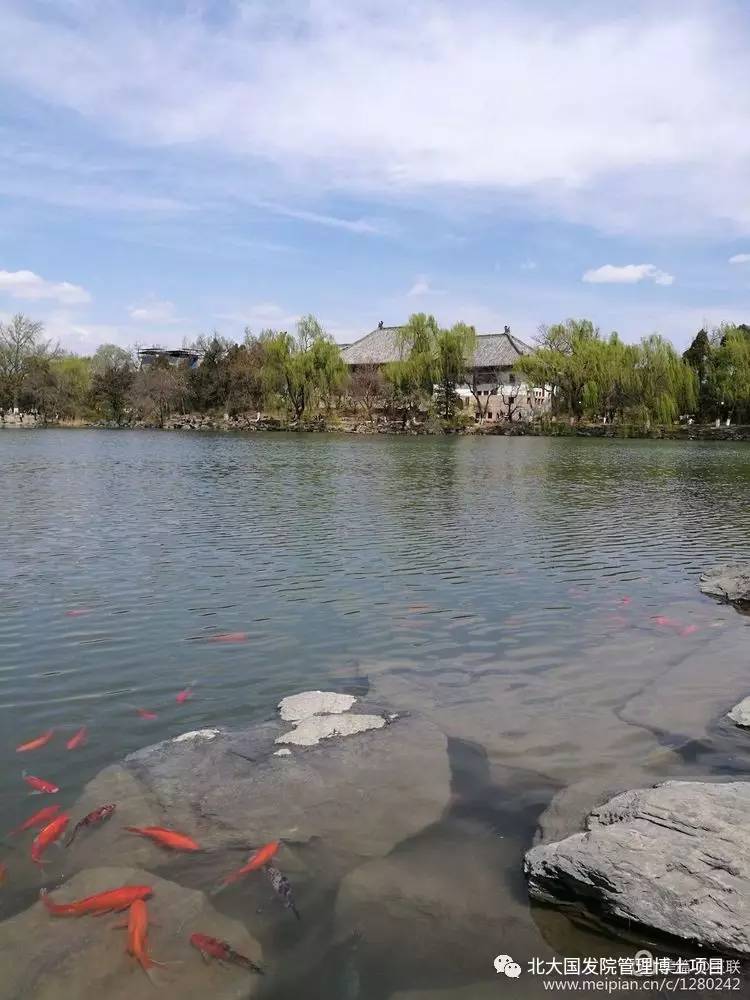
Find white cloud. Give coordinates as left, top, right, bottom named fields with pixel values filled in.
left=408, top=275, right=431, bottom=296
left=1, top=2, right=749, bottom=235
left=216, top=302, right=300, bottom=332
left=128, top=299, right=179, bottom=323
left=729, top=253, right=750, bottom=264
left=520, top=260, right=537, bottom=271
left=0, top=269, right=91, bottom=304
left=582, top=264, right=675, bottom=287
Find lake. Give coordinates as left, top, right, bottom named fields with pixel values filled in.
left=1, top=430, right=749, bottom=998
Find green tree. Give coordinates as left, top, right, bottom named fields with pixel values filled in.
left=707, top=325, right=750, bottom=423
left=384, top=313, right=439, bottom=425
left=434, top=322, right=476, bottom=420
left=516, top=319, right=601, bottom=419
left=260, top=316, right=345, bottom=420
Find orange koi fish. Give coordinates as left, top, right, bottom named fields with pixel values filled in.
left=40, top=884, right=152, bottom=916
left=189, top=933, right=263, bottom=974
left=23, top=772, right=59, bottom=794
left=176, top=687, right=193, bottom=704
left=31, top=813, right=70, bottom=865
left=220, top=840, right=280, bottom=886
left=136, top=708, right=158, bottom=720
left=66, top=804, right=115, bottom=847
left=124, top=826, right=201, bottom=852
left=116, top=898, right=166, bottom=981
left=10, top=804, right=61, bottom=835
left=66, top=727, right=88, bottom=750
left=16, top=731, right=54, bottom=753
left=208, top=632, right=248, bottom=643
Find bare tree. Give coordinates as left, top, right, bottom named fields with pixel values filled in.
left=130, top=361, right=187, bottom=427
left=498, top=385, right=521, bottom=422
left=0, top=313, right=58, bottom=410
left=465, top=367, right=501, bottom=423
left=349, top=364, right=384, bottom=421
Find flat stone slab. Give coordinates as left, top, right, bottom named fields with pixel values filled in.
left=276, top=712, right=386, bottom=746
left=524, top=781, right=750, bottom=955
left=700, top=565, right=750, bottom=606
left=0, top=866, right=262, bottom=1000
left=727, top=698, right=750, bottom=727
left=278, top=690, right=356, bottom=722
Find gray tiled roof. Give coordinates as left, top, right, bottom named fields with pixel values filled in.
left=341, top=327, right=532, bottom=368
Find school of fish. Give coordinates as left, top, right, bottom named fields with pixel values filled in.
left=3, top=685, right=301, bottom=985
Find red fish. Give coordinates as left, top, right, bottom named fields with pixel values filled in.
left=40, top=884, right=152, bottom=916
left=16, top=730, right=54, bottom=753
left=10, top=804, right=61, bottom=835
left=117, top=898, right=166, bottom=981
left=66, top=727, right=88, bottom=750
left=65, top=608, right=91, bottom=617
left=208, top=632, right=248, bottom=643
left=189, top=933, right=263, bottom=974
left=619, top=596, right=632, bottom=606
left=176, top=688, right=193, bottom=704
left=220, top=839, right=280, bottom=886
left=31, top=813, right=69, bottom=865
left=0, top=862, right=7, bottom=885
left=652, top=615, right=679, bottom=628
left=136, top=709, right=158, bottom=721
left=124, top=826, right=201, bottom=852
left=23, top=772, right=59, bottom=794
left=680, top=624, right=699, bottom=636
left=66, top=804, right=116, bottom=846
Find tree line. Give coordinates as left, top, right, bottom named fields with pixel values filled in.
left=516, top=319, right=750, bottom=426
left=1, top=311, right=749, bottom=428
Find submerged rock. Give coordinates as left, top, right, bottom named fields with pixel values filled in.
left=278, top=690, right=357, bottom=722
left=524, top=781, right=750, bottom=955
left=63, top=711, right=450, bottom=873
left=0, top=866, right=262, bottom=1000
left=700, top=565, right=750, bottom=607
left=727, top=698, right=750, bottom=727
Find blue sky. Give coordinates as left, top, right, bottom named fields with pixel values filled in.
left=1, top=0, right=749, bottom=352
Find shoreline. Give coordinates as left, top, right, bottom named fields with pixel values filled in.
left=3, top=413, right=750, bottom=442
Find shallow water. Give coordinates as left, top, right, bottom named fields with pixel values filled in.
left=1, top=430, right=750, bottom=998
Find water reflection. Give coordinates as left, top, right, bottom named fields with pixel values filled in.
left=0, top=431, right=749, bottom=998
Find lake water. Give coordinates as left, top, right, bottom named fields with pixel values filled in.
left=1, top=430, right=750, bottom=999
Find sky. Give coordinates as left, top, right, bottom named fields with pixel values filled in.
left=1, top=0, right=749, bottom=353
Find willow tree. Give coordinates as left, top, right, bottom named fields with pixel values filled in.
left=708, top=325, right=750, bottom=423
left=634, top=335, right=697, bottom=426
left=516, top=319, right=601, bottom=418
left=384, top=313, right=438, bottom=425
left=434, top=322, right=477, bottom=419
left=260, top=315, right=345, bottom=420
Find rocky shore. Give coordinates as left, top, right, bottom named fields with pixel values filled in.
left=4, top=409, right=750, bottom=440
left=520, top=564, right=750, bottom=959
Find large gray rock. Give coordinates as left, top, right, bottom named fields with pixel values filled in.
left=700, top=565, right=750, bottom=606
left=524, top=781, right=750, bottom=955
left=63, top=712, right=450, bottom=877
left=0, top=866, right=262, bottom=1000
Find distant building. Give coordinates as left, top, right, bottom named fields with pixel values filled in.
left=341, top=322, right=549, bottom=419
left=138, top=347, right=202, bottom=370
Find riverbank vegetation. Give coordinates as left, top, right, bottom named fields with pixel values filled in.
left=1, top=311, right=749, bottom=433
